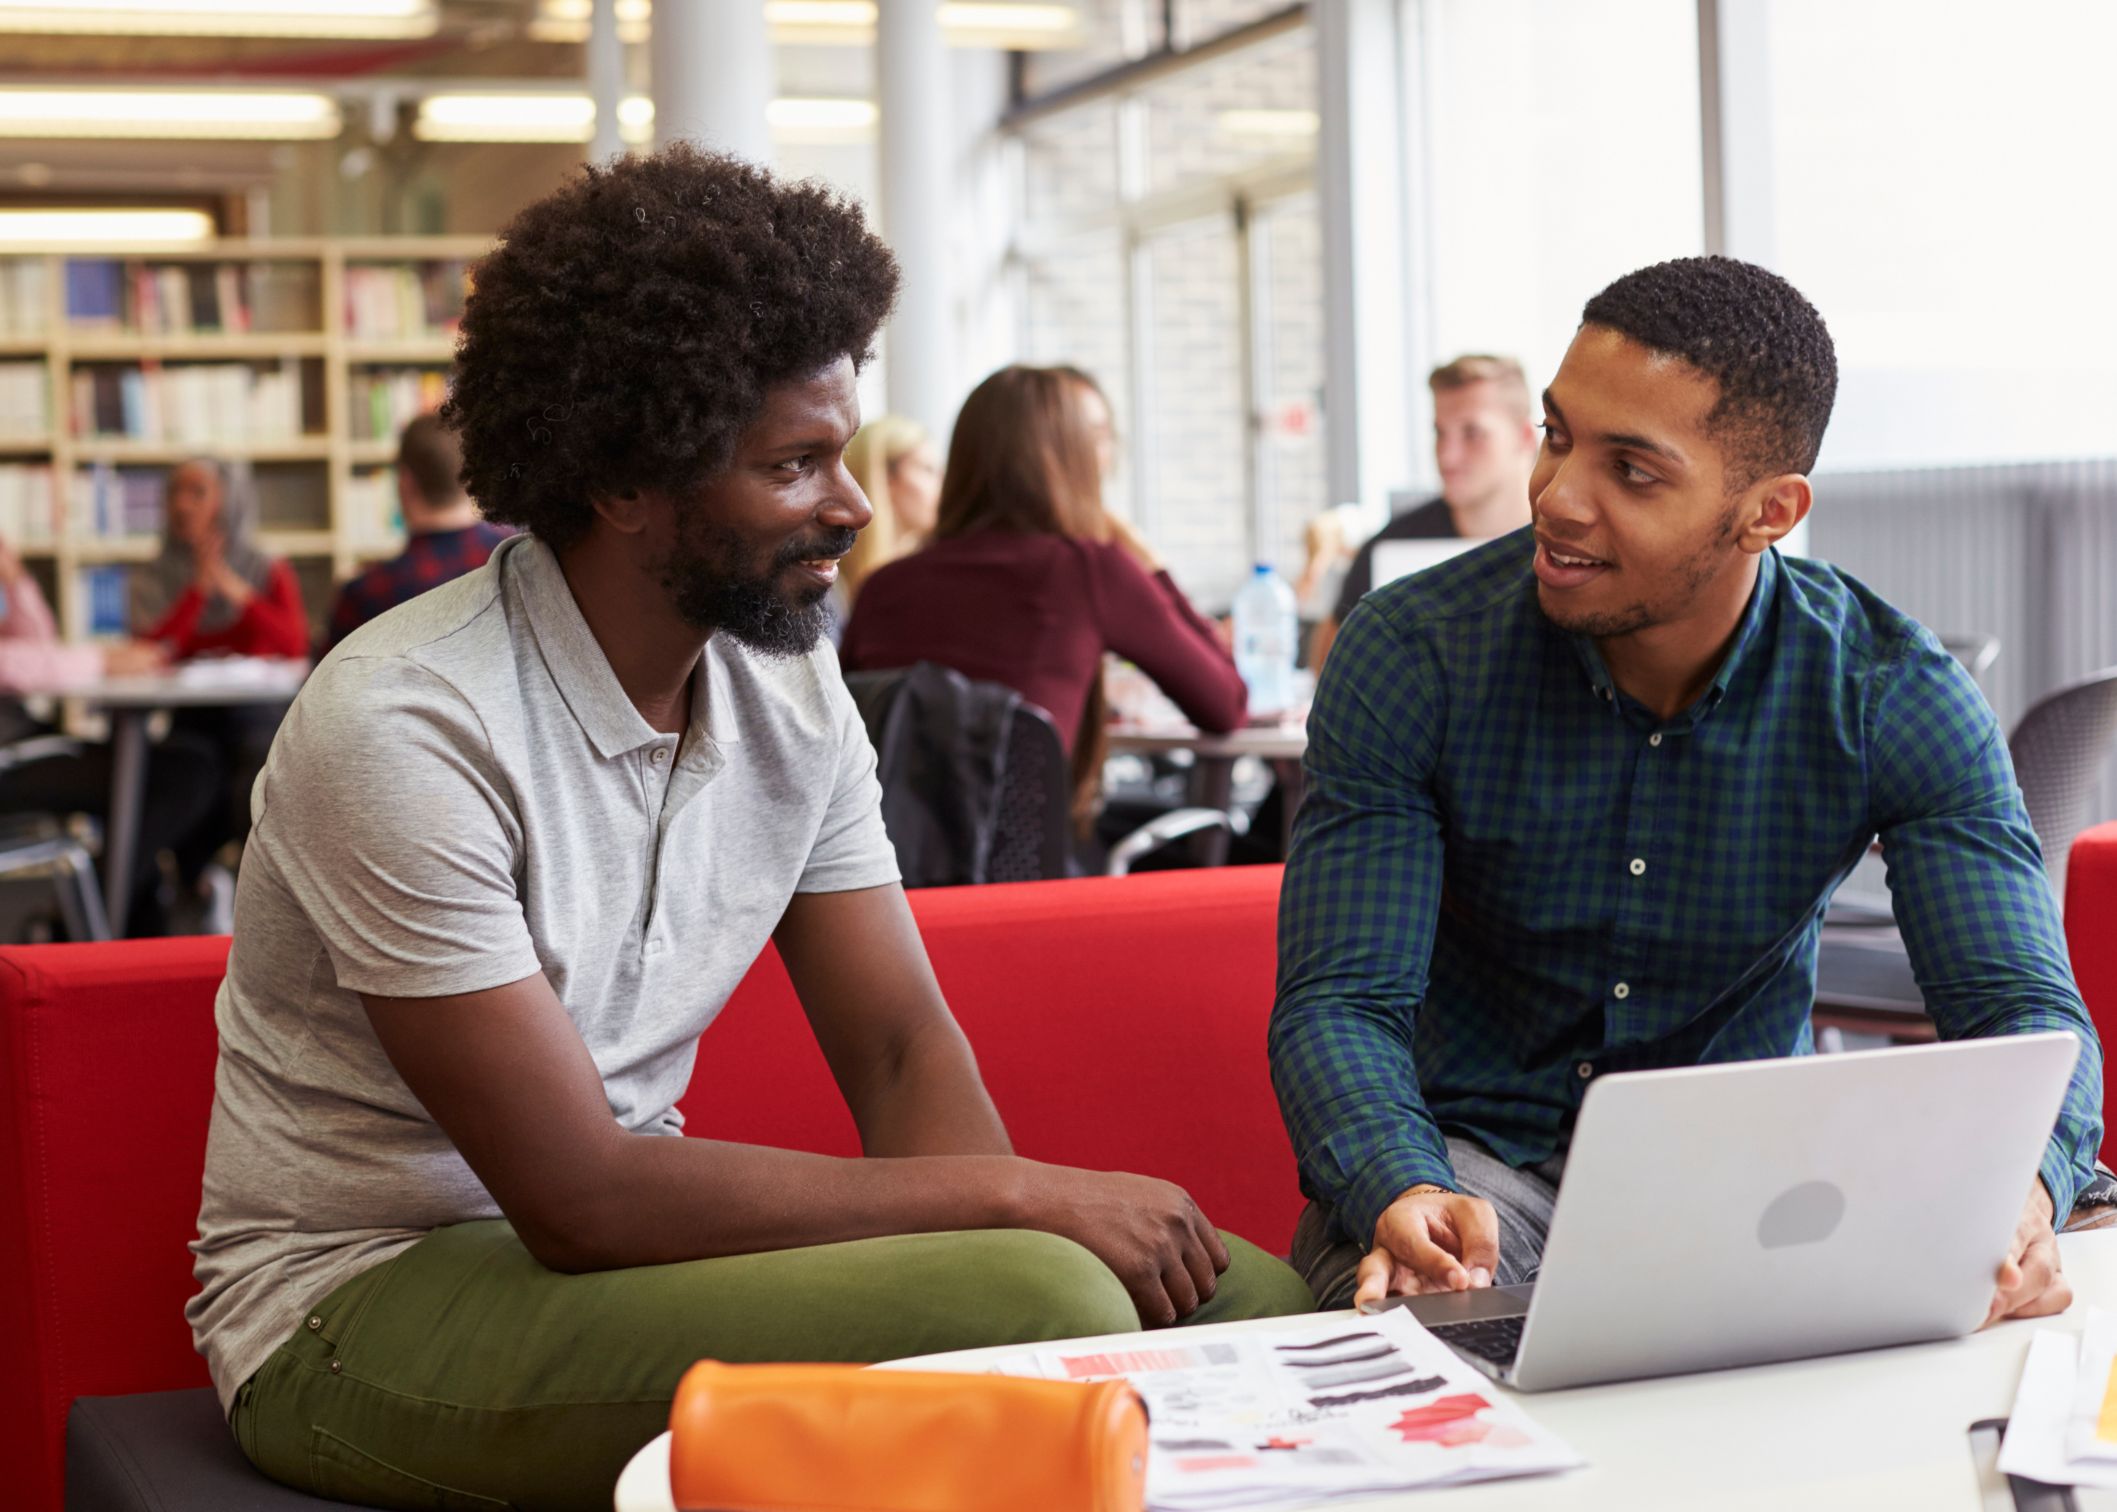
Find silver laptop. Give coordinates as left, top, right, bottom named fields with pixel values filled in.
left=1367, top=1032, right=2080, bottom=1392
left=1369, top=538, right=1477, bottom=590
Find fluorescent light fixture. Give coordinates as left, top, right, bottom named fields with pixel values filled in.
left=0, top=87, right=342, bottom=139
left=0, top=0, right=436, bottom=38
left=414, top=93, right=871, bottom=146
left=1216, top=108, right=1320, bottom=138
left=535, top=1, right=1081, bottom=50
left=0, top=207, right=213, bottom=245
left=414, top=93, right=598, bottom=144
left=528, top=0, right=647, bottom=45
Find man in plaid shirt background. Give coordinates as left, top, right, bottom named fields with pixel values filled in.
left=1272, top=255, right=2102, bottom=1327
left=321, top=413, right=512, bottom=656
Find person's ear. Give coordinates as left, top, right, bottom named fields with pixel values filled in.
left=589, top=487, right=654, bottom=536
left=1738, top=473, right=1812, bottom=555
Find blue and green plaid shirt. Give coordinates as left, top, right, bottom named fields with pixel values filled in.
left=1271, top=529, right=2103, bottom=1249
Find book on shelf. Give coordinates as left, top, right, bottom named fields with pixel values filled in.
left=0, top=462, right=58, bottom=546
left=81, top=562, right=130, bottom=636
left=350, top=367, right=450, bottom=441
left=343, top=261, right=469, bottom=341
left=64, top=258, right=319, bottom=337
left=346, top=466, right=404, bottom=546
left=0, top=360, right=49, bottom=439
left=0, top=260, right=47, bottom=339
left=70, top=361, right=307, bottom=445
left=68, top=463, right=163, bottom=540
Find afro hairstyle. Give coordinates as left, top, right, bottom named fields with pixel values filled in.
left=1580, top=255, right=1837, bottom=489
left=444, top=142, right=900, bottom=550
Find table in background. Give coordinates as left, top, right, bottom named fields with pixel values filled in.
left=1105, top=720, right=1308, bottom=864
left=71, top=659, right=309, bottom=935
left=615, top=1231, right=2117, bottom=1511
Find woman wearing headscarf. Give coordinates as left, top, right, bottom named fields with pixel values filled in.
left=132, top=457, right=309, bottom=902
left=134, top=457, right=309, bottom=662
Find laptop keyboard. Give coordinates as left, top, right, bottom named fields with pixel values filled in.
left=1427, top=1314, right=1525, bottom=1369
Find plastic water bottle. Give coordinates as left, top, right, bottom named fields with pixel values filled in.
left=1232, top=563, right=1298, bottom=717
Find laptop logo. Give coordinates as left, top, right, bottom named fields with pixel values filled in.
left=1757, top=1180, right=1846, bottom=1249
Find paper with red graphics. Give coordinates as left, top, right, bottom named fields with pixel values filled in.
left=892, top=1310, right=1580, bottom=1509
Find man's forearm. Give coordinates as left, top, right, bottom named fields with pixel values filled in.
left=530, top=1134, right=1032, bottom=1273
left=842, top=1017, right=1014, bottom=1159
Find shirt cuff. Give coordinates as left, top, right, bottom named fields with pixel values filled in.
left=2040, top=1139, right=2091, bottom=1224
left=1340, top=1140, right=1461, bottom=1252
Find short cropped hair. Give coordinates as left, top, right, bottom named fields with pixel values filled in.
left=444, top=143, right=900, bottom=550
left=396, top=412, right=464, bottom=507
left=1580, top=256, right=1837, bottom=487
left=1429, top=354, right=1531, bottom=422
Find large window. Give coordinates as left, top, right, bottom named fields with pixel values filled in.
left=1011, top=14, right=1323, bottom=607
left=1766, top=0, right=2117, bottom=469
left=1416, top=0, right=1705, bottom=425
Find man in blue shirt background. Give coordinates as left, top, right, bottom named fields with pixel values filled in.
left=1271, top=255, right=2101, bottom=1326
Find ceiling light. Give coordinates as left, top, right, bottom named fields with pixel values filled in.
left=0, top=88, right=342, bottom=139
left=532, top=1, right=1081, bottom=50
left=0, top=0, right=435, bottom=38
left=414, top=93, right=598, bottom=143
left=1216, top=108, right=1321, bottom=138
left=0, top=207, right=214, bottom=245
left=766, top=95, right=877, bottom=141
left=527, top=0, right=647, bottom=45
left=413, top=93, right=871, bottom=146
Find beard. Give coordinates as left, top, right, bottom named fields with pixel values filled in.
left=657, top=517, right=858, bottom=659
left=1538, top=497, right=1742, bottom=640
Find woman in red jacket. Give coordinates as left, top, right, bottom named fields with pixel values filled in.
left=135, top=458, right=309, bottom=661
left=842, top=364, right=1247, bottom=823
left=133, top=457, right=309, bottom=893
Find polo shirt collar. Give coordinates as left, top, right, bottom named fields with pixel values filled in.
left=1566, top=545, right=1781, bottom=723
left=509, top=534, right=743, bottom=760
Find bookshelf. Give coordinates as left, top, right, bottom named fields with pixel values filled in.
left=0, top=236, right=488, bottom=640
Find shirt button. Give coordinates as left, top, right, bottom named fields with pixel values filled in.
left=1577, top=1062, right=1594, bottom=1080
left=1649, top=733, right=1663, bottom=747
left=1628, top=857, right=1646, bottom=876
left=1613, top=982, right=1630, bottom=1000
left=652, top=747, right=668, bottom=764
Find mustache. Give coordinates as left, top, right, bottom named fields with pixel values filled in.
left=773, top=527, right=859, bottom=569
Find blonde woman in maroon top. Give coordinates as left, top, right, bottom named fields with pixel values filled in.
left=841, top=364, right=1246, bottom=813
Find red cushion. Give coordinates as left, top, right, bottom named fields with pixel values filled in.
left=2066, top=822, right=2117, bottom=1166
left=1, top=868, right=1299, bottom=1512
left=681, top=868, right=1301, bottom=1249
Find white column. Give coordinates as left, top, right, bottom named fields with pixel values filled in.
left=1698, top=0, right=1806, bottom=551
left=586, top=0, right=625, bottom=163
left=1315, top=0, right=1417, bottom=522
left=876, top=0, right=953, bottom=436
left=650, top=0, right=771, bottom=163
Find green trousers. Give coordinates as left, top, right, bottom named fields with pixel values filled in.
left=233, top=1221, right=1315, bottom=1512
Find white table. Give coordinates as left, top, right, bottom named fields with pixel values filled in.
left=1106, top=720, right=1309, bottom=862
left=71, top=659, right=308, bottom=933
left=615, top=1229, right=2117, bottom=1511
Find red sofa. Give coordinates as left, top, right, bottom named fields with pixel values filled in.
left=0, top=867, right=1301, bottom=1512
left=2071, top=823, right=2117, bottom=1166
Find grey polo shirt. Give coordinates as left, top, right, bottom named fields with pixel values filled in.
left=186, top=533, right=900, bottom=1412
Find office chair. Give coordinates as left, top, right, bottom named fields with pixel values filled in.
left=2010, top=666, right=2117, bottom=901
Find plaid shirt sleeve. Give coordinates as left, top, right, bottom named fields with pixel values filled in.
left=1269, top=601, right=1459, bottom=1248
left=1869, top=639, right=2105, bottom=1215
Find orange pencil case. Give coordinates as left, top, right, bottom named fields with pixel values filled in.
left=667, top=1359, right=1149, bottom=1512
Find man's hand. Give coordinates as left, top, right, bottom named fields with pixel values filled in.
left=1353, top=1184, right=1500, bottom=1309
left=1014, top=1163, right=1229, bottom=1327
left=1986, top=1179, right=2071, bottom=1327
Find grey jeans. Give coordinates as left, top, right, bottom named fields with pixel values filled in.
left=1291, top=1137, right=1570, bottom=1309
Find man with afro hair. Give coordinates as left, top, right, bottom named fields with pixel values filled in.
left=188, top=145, right=1310, bottom=1509
left=1273, top=256, right=2101, bottom=1332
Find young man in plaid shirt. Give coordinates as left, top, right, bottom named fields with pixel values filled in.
left=1272, top=255, right=2101, bottom=1327
left=321, top=413, right=511, bottom=655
